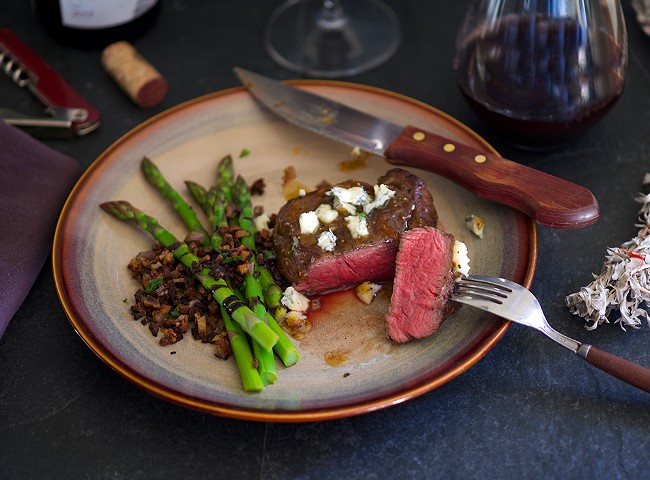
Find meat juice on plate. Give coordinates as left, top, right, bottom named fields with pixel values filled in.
left=454, top=14, right=626, bottom=149
left=300, top=288, right=396, bottom=369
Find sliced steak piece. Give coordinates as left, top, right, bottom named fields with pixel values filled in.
left=272, top=168, right=438, bottom=294
left=386, top=226, right=456, bottom=343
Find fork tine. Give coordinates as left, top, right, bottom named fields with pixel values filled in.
left=454, top=275, right=512, bottom=303
left=461, top=275, right=514, bottom=292
left=456, top=282, right=510, bottom=296
left=454, top=287, right=505, bottom=304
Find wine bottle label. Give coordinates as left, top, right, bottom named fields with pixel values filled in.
left=60, top=0, right=158, bottom=29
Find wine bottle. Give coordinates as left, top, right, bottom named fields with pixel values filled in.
left=32, top=0, right=161, bottom=48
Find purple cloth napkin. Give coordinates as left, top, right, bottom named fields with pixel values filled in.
left=0, top=121, right=82, bottom=338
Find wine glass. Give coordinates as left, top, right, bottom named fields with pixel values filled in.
left=453, top=0, right=628, bottom=150
left=264, top=0, right=401, bottom=78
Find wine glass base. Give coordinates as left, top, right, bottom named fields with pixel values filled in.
left=264, top=0, right=401, bottom=78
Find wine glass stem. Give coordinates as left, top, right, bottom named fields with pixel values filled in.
left=319, top=0, right=346, bottom=31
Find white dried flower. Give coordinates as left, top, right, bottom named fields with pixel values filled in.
left=566, top=185, right=650, bottom=330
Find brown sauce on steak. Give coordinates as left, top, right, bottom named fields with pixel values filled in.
left=272, top=168, right=438, bottom=294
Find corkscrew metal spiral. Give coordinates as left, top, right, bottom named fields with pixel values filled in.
left=0, top=47, right=30, bottom=87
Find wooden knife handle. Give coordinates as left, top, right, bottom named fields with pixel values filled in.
left=383, top=125, right=599, bottom=229
left=578, top=344, right=650, bottom=393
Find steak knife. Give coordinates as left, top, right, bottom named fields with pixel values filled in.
left=234, top=67, right=599, bottom=229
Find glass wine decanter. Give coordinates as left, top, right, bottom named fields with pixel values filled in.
left=453, top=0, right=628, bottom=150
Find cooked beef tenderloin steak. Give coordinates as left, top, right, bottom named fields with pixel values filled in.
left=386, top=226, right=457, bottom=342
left=272, top=168, right=438, bottom=294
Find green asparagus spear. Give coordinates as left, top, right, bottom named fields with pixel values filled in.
left=232, top=176, right=256, bottom=250
left=184, top=180, right=210, bottom=219
left=258, top=267, right=283, bottom=308
left=232, top=175, right=283, bottom=307
left=188, top=181, right=262, bottom=388
left=202, top=156, right=298, bottom=368
left=185, top=180, right=226, bottom=249
left=206, top=188, right=226, bottom=245
left=236, top=287, right=277, bottom=385
left=220, top=305, right=265, bottom=392
left=232, top=175, right=300, bottom=367
left=212, top=167, right=277, bottom=381
left=215, top=155, right=235, bottom=204
left=141, top=157, right=209, bottom=244
left=212, top=160, right=297, bottom=368
left=265, top=312, right=299, bottom=367
left=100, top=200, right=278, bottom=352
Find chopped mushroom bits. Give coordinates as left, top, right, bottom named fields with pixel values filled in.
left=127, top=234, right=239, bottom=357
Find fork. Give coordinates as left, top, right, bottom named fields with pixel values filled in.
left=452, top=275, right=650, bottom=393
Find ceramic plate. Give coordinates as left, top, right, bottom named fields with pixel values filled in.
left=53, top=81, right=536, bottom=422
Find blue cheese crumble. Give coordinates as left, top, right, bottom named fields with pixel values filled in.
left=315, top=203, right=339, bottom=224
left=364, top=184, right=396, bottom=213
left=344, top=214, right=369, bottom=239
left=299, top=211, right=319, bottom=234
left=302, top=183, right=397, bottom=250
left=452, top=240, right=470, bottom=276
left=281, top=286, right=311, bottom=312
left=317, top=230, right=337, bottom=252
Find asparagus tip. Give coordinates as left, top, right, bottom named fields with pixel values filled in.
left=100, top=200, right=136, bottom=220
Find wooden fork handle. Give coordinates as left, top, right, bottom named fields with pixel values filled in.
left=578, top=344, right=650, bottom=393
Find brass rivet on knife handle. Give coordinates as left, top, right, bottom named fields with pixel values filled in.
left=412, top=131, right=426, bottom=141
left=474, top=154, right=487, bottom=164
left=443, top=143, right=456, bottom=152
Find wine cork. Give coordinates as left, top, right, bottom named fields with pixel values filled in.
left=101, top=41, right=168, bottom=109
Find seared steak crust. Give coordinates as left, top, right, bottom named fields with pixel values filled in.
left=272, top=168, right=438, bottom=293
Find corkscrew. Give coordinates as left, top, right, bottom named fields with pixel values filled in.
left=0, top=28, right=100, bottom=138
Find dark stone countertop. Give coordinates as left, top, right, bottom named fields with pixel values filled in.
left=2, top=1, right=650, bottom=479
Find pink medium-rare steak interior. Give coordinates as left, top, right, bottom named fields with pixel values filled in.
left=386, top=226, right=456, bottom=343
left=294, top=242, right=398, bottom=293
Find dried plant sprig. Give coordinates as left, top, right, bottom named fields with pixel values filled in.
left=566, top=181, right=650, bottom=331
